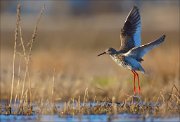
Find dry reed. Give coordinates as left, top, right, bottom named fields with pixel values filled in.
left=7, top=3, right=45, bottom=115
left=9, top=3, right=21, bottom=107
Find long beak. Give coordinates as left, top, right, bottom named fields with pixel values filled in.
left=98, top=52, right=106, bottom=56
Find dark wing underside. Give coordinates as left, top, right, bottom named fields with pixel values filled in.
left=119, top=6, right=141, bottom=53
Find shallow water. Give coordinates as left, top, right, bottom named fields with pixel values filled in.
left=1, top=100, right=179, bottom=122
left=0, top=114, right=180, bottom=122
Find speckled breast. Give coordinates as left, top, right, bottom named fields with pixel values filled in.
left=110, top=55, right=128, bottom=68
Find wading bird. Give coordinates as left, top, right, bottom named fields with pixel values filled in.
left=98, top=6, right=166, bottom=94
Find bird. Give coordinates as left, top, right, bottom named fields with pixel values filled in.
left=98, top=6, right=166, bottom=94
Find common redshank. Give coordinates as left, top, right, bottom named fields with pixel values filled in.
left=98, top=6, right=166, bottom=94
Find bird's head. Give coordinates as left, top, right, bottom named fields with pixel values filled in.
left=98, top=47, right=117, bottom=56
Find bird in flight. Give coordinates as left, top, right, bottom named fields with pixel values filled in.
left=98, top=6, right=166, bottom=94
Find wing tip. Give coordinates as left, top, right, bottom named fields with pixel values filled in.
left=152, top=34, right=166, bottom=45
left=161, top=34, right=166, bottom=42
left=128, top=5, right=139, bottom=18
left=162, top=34, right=166, bottom=39
left=133, top=5, right=138, bottom=9
left=132, top=5, right=139, bottom=11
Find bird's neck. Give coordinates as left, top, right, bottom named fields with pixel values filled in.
left=117, top=50, right=127, bottom=54
left=109, top=53, right=119, bottom=58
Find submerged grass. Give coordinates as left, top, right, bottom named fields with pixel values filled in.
left=1, top=84, right=179, bottom=117
left=59, top=84, right=179, bottom=117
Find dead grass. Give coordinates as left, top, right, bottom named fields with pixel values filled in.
left=1, top=84, right=179, bottom=117
left=1, top=3, right=45, bottom=115
left=0, top=3, right=179, bottom=117
left=59, top=85, right=179, bottom=117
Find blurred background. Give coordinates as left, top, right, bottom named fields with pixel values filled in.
left=0, top=1, right=179, bottom=100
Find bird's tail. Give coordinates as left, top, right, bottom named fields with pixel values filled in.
left=138, top=64, right=145, bottom=74
left=127, top=35, right=166, bottom=59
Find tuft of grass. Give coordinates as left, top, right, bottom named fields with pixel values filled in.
left=6, top=3, right=45, bottom=115
left=58, top=85, right=179, bottom=117
left=9, top=3, right=21, bottom=107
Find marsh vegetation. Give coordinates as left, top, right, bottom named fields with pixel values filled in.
left=0, top=1, right=179, bottom=122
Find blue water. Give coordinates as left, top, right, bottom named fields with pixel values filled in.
left=0, top=114, right=179, bottom=122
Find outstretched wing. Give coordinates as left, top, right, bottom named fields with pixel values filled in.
left=119, top=6, right=141, bottom=53
left=125, top=35, right=166, bottom=60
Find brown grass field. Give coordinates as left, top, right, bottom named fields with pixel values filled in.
left=0, top=2, right=179, bottom=117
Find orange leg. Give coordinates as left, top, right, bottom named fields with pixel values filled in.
left=134, top=71, right=140, bottom=94
left=131, top=70, right=136, bottom=94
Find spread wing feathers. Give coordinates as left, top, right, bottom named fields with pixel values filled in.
left=126, top=35, right=166, bottom=60
left=120, top=6, right=141, bottom=53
